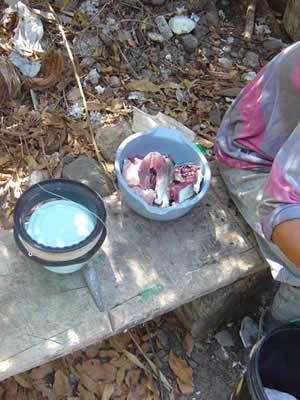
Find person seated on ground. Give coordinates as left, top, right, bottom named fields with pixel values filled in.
left=215, top=40, right=300, bottom=332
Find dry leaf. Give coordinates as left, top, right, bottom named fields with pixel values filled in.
left=0, top=153, right=10, bottom=167
left=127, top=79, right=161, bottom=93
left=53, top=370, right=72, bottom=397
left=125, top=368, right=140, bottom=386
left=79, top=374, right=98, bottom=394
left=81, top=359, right=117, bottom=382
left=3, top=381, right=18, bottom=400
left=123, top=350, right=146, bottom=371
left=183, top=333, right=194, bottom=357
left=30, top=363, right=54, bottom=380
left=168, top=351, right=193, bottom=395
left=14, top=373, right=32, bottom=389
left=23, top=49, right=64, bottom=89
left=159, top=82, right=182, bottom=90
left=109, top=332, right=131, bottom=352
left=101, top=383, right=114, bottom=400
left=216, top=87, right=242, bottom=97
left=78, top=384, right=96, bottom=400
left=99, top=350, right=120, bottom=360
left=32, top=382, right=56, bottom=400
left=0, top=56, right=21, bottom=105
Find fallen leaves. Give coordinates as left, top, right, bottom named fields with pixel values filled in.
left=53, top=370, right=73, bottom=397
left=80, top=359, right=117, bottom=382
left=168, top=351, right=194, bottom=395
left=22, top=49, right=64, bottom=89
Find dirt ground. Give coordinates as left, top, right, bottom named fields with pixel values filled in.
left=0, top=0, right=292, bottom=398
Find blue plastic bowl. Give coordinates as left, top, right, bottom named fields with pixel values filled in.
left=115, top=126, right=211, bottom=221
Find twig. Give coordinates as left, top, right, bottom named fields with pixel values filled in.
left=40, top=138, right=52, bottom=178
left=116, top=42, right=139, bottom=79
left=47, top=2, right=117, bottom=192
left=145, top=323, right=164, bottom=398
left=30, top=89, right=39, bottom=111
left=128, top=330, right=172, bottom=392
left=243, top=0, right=257, bottom=41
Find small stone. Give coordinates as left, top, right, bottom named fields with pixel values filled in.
left=99, top=27, right=113, bottom=47
left=73, top=33, right=102, bottom=57
left=263, top=37, right=284, bottom=51
left=155, top=15, right=173, bottom=40
left=128, top=91, right=145, bottom=104
left=110, top=76, right=121, bottom=88
left=218, top=57, right=232, bottom=70
left=89, top=111, right=102, bottom=126
left=194, top=24, right=209, bottom=40
left=227, top=36, right=234, bottom=44
left=117, top=30, right=132, bottom=42
left=141, top=69, right=156, bottom=82
left=28, top=170, right=49, bottom=187
left=243, top=51, right=260, bottom=68
left=160, top=64, right=170, bottom=80
left=95, top=84, right=105, bottom=95
left=95, top=119, right=133, bottom=162
left=215, top=329, right=235, bottom=347
left=85, top=68, right=100, bottom=86
left=222, top=45, right=231, bottom=53
left=169, top=16, right=196, bottom=35
left=206, top=9, right=219, bottom=27
left=182, top=34, right=198, bottom=53
left=202, top=47, right=213, bottom=58
left=242, top=71, right=256, bottom=82
left=80, top=57, right=96, bottom=67
left=63, top=155, right=111, bottom=197
left=176, top=89, right=185, bottom=102
left=147, top=32, right=165, bottom=43
left=209, top=109, right=222, bottom=126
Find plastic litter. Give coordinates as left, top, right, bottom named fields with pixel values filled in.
left=9, top=1, right=44, bottom=77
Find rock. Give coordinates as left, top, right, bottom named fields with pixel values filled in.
left=117, top=30, right=132, bottom=42
left=80, top=57, right=96, bottom=67
left=202, top=47, right=213, bottom=58
left=155, top=15, right=173, bottom=40
left=218, top=57, right=232, bottom=70
left=243, top=51, right=260, bottom=69
left=73, top=33, right=102, bottom=57
left=85, top=68, right=100, bottom=86
left=55, top=0, right=79, bottom=10
left=28, top=170, right=49, bottom=187
left=206, top=8, right=219, bottom=27
left=215, top=329, right=235, bottom=347
left=147, top=32, right=165, bottom=43
left=194, top=24, right=209, bottom=40
left=209, top=109, right=222, bottom=126
left=242, top=71, right=256, bottom=82
left=95, top=119, right=133, bottom=162
left=99, top=27, right=113, bottom=47
left=128, top=91, right=145, bottom=104
left=141, top=69, right=156, bottom=82
left=110, top=76, right=121, bottom=88
left=169, top=16, right=196, bottom=35
left=63, top=155, right=110, bottom=197
left=181, top=34, right=198, bottom=53
left=263, top=37, right=284, bottom=51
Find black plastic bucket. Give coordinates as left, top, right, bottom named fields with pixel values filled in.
left=231, top=322, right=300, bottom=400
left=14, top=179, right=107, bottom=271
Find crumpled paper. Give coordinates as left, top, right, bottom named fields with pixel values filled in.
left=7, top=1, right=44, bottom=77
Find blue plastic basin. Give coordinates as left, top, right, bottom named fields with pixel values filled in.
left=115, top=126, right=211, bottom=221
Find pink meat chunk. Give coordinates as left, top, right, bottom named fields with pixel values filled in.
left=168, top=182, right=195, bottom=203
left=131, top=186, right=156, bottom=205
left=174, top=164, right=201, bottom=184
left=122, top=156, right=143, bottom=186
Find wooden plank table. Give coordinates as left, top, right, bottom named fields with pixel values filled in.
left=0, top=166, right=266, bottom=381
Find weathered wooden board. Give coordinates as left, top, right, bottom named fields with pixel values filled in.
left=0, top=175, right=265, bottom=381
